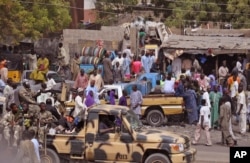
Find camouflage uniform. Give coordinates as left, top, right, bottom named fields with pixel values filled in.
left=22, top=109, right=38, bottom=131
left=18, top=86, right=40, bottom=113
left=37, top=111, right=53, bottom=143
left=1, top=111, right=21, bottom=146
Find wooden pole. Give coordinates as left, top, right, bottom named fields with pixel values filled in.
left=216, top=55, right=218, bottom=82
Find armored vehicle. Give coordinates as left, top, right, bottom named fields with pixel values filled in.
left=42, top=104, right=196, bottom=163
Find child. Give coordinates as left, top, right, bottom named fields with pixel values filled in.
left=192, top=99, right=212, bottom=146
left=119, top=90, right=127, bottom=106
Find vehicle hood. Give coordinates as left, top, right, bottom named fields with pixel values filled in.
left=135, top=129, right=188, bottom=144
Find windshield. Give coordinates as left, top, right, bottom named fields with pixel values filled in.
left=49, top=73, right=63, bottom=83
left=125, top=110, right=143, bottom=131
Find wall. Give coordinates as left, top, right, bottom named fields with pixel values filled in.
left=63, top=26, right=125, bottom=57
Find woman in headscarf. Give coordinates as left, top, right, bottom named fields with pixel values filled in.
left=85, top=90, right=95, bottom=107
left=109, top=90, right=115, bottom=105
left=119, top=90, right=127, bottom=106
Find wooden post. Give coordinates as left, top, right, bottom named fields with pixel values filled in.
left=216, top=55, right=218, bottom=81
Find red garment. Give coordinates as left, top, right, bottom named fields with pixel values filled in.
left=74, top=73, right=89, bottom=89
left=0, top=60, right=6, bottom=70
left=132, top=61, right=142, bottom=74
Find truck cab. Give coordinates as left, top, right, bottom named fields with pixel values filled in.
left=44, top=105, right=196, bottom=163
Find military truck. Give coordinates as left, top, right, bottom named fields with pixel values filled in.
left=42, top=104, right=196, bottom=163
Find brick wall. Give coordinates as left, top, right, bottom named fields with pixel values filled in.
left=83, top=9, right=96, bottom=23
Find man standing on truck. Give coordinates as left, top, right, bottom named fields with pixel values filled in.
left=130, top=85, right=143, bottom=119
left=73, top=89, right=87, bottom=118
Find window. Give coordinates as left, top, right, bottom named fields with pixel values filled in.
left=48, top=73, right=63, bottom=83
left=102, top=88, right=119, bottom=103
left=25, top=71, right=32, bottom=80
left=98, top=114, right=116, bottom=134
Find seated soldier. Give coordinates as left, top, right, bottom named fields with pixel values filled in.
left=99, top=115, right=115, bottom=134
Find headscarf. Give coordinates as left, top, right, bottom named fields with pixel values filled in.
left=109, top=90, right=115, bottom=105
left=85, top=91, right=95, bottom=107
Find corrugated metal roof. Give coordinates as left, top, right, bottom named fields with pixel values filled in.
left=184, top=28, right=245, bottom=37
left=161, top=35, right=250, bottom=55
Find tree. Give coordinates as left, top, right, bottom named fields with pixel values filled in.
left=153, top=0, right=221, bottom=28
left=226, top=0, right=250, bottom=28
left=0, top=0, right=71, bottom=44
left=95, top=0, right=137, bottom=25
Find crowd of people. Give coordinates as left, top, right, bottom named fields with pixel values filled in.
left=168, top=56, right=250, bottom=147
left=1, top=41, right=250, bottom=160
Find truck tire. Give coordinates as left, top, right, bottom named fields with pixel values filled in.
left=146, top=110, right=164, bottom=127
left=145, top=153, right=171, bottom=163
left=40, top=148, right=60, bottom=163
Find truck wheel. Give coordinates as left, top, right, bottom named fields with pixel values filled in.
left=146, top=110, right=164, bottom=127
left=40, top=148, right=60, bottom=163
left=145, top=153, right=171, bottom=163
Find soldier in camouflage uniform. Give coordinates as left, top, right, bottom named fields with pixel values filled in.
left=1, top=103, right=22, bottom=147
left=18, top=81, right=40, bottom=114
left=37, top=102, right=53, bottom=144
left=20, top=102, right=38, bottom=130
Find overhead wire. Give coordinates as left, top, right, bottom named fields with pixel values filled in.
left=15, top=0, right=250, bottom=16
left=16, top=0, right=117, bottom=15
left=163, top=0, right=247, bottom=7
left=14, top=0, right=250, bottom=26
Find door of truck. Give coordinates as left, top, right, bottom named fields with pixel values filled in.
left=85, top=112, right=134, bottom=162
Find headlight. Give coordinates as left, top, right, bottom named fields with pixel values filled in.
left=170, top=143, right=184, bottom=152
